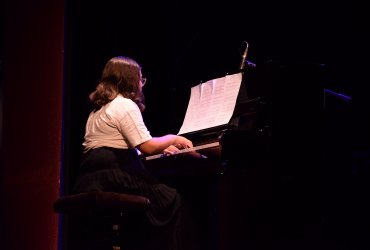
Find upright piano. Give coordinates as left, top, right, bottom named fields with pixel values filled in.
left=142, top=67, right=272, bottom=250
left=142, top=61, right=329, bottom=250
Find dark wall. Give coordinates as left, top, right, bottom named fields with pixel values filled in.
left=64, top=1, right=364, bottom=176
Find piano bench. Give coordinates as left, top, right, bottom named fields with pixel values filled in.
left=54, top=191, right=151, bottom=250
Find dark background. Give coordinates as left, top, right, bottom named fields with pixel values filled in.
left=64, top=0, right=369, bottom=159
left=62, top=1, right=370, bottom=249
left=1, top=0, right=369, bottom=249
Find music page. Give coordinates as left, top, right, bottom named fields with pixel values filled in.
left=178, top=72, right=242, bottom=135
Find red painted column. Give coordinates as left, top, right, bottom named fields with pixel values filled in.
left=1, top=0, right=64, bottom=249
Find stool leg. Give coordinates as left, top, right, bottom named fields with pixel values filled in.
left=112, top=212, right=123, bottom=250
left=112, top=220, right=121, bottom=249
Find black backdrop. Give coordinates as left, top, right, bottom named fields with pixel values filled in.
left=64, top=0, right=366, bottom=151
left=62, top=1, right=370, bottom=248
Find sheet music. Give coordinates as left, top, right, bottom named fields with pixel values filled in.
left=178, top=72, right=242, bottom=135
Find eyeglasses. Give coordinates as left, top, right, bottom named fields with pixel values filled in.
left=140, top=77, right=147, bottom=86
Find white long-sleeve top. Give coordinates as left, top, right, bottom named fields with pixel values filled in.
left=83, top=94, right=152, bottom=152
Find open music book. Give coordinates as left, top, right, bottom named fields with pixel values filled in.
left=178, top=72, right=243, bottom=135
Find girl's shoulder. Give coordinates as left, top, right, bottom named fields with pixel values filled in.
left=109, top=95, right=138, bottom=112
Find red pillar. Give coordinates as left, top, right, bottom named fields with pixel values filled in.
left=1, top=0, right=64, bottom=249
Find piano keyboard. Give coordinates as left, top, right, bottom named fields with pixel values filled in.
left=144, top=141, right=220, bottom=161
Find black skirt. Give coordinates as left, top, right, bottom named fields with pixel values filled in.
left=72, top=147, right=203, bottom=250
left=72, top=147, right=181, bottom=226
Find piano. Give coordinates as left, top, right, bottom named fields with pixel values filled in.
left=140, top=60, right=331, bottom=250
left=141, top=78, right=271, bottom=250
left=142, top=95, right=270, bottom=173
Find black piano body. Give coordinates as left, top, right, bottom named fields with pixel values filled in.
left=142, top=93, right=270, bottom=173
left=142, top=95, right=271, bottom=250
left=141, top=61, right=337, bottom=250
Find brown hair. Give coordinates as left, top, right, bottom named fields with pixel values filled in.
left=89, top=56, right=145, bottom=111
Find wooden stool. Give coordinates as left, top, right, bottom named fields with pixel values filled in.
left=54, top=191, right=151, bottom=250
